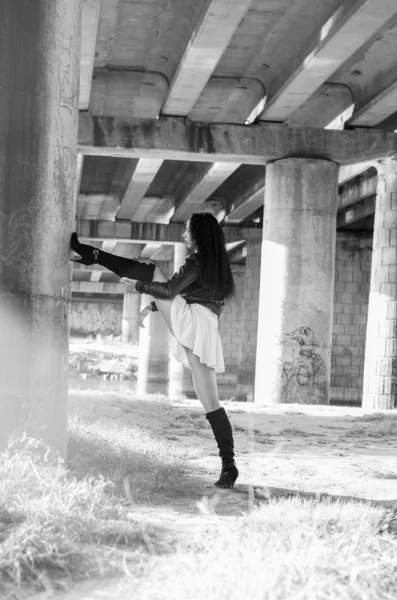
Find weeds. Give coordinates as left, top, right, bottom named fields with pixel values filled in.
left=0, top=437, right=163, bottom=597
left=126, top=499, right=397, bottom=600
left=67, top=412, right=197, bottom=502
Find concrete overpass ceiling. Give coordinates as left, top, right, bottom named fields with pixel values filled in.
left=75, top=0, right=397, bottom=239
left=89, top=69, right=168, bottom=118
left=188, top=77, right=265, bottom=124
left=332, top=11, right=397, bottom=126
left=286, top=84, right=353, bottom=129
left=256, top=0, right=397, bottom=125
left=80, top=156, right=137, bottom=199
left=100, top=271, right=122, bottom=284
left=95, top=0, right=209, bottom=78
left=73, top=270, right=92, bottom=283
left=217, top=165, right=266, bottom=223
left=145, top=160, right=212, bottom=207
left=338, top=213, right=375, bottom=231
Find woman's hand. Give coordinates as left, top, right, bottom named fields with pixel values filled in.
left=136, top=304, right=152, bottom=328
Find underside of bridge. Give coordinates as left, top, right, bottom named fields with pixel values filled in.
left=2, top=0, right=397, bottom=454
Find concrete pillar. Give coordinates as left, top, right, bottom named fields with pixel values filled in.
left=136, top=259, right=173, bottom=395
left=0, top=1, right=81, bottom=454
left=255, top=158, right=338, bottom=405
left=362, top=159, right=397, bottom=409
left=137, top=293, right=170, bottom=395
left=122, top=290, right=140, bottom=344
left=168, top=243, right=193, bottom=396
left=237, top=229, right=262, bottom=401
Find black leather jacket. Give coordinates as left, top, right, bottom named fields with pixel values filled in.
left=135, top=253, right=225, bottom=317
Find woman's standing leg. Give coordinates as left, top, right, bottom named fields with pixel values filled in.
left=136, top=266, right=238, bottom=488
left=185, top=348, right=238, bottom=489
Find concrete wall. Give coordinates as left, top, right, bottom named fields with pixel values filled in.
left=331, top=231, right=372, bottom=404
left=70, top=299, right=123, bottom=337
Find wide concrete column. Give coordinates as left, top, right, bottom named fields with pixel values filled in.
left=255, top=158, right=338, bottom=405
left=362, top=159, right=397, bottom=410
left=136, top=258, right=174, bottom=395
left=237, top=228, right=262, bottom=401
left=121, top=290, right=140, bottom=344
left=168, top=243, right=192, bottom=397
left=0, top=1, right=81, bottom=454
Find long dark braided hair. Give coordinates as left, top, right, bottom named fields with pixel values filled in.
left=189, top=212, right=235, bottom=299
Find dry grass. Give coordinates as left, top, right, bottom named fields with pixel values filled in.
left=346, top=413, right=397, bottom=438
left=67, top=410, right=197, bottom=502
left=122, top=499, right=397, bottom=600
left=0, top=437, right=168, bottom=599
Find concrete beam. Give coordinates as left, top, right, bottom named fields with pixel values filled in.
left=90, top=270, right=102, bottom=282
left=76, top=218, right=243, bottom=244
left=79, top=0, right=101, bottom=110
left=348, top=80, right=397, bottom=127
left=338, top=162, right=374, bottom=184
left=337, top=195, right=375, bottom=227
left=225, top=182, right=265, bottom=224
left=72, top=281, right=133, bottom=294
left=131, top=197, right=174, bottom=224
left=76, top=194, right=119, bottom=220
left=260, top=0, right=397, bottom=123
left=150, top=245, right=174, bottom=262
left=339, top=173, right=377, bottom=209
left=116, top=159, right=164, bottom=220
left=162, top=0, right=254, bottom=116
left=90, top=70, right=168, bottom=118
left=140, top=243, right=160, bottom=259
left=101, top=240, right=118, bottom=253
left=172, top=162, right=240, bottom=222
left=75, top=154, right=84, bottom=201
left=78, top=114, right=397, bottom=166
left=286, top=84, right=353, bottom=129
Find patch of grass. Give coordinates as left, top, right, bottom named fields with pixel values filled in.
left=346, top=412, right=397, bottom=438
left=120, top=499, right=397, bottom=600
left=349, top=412, right=397, bottom=423
left=67, top=412, right=197, bottom=503
left=369, top=470, right=397, bottom=480
left=0, top=437, right=165, bottom=598
left=346, top=420, right=397, bottom=438
left=279, top=428, right=311, bottom=437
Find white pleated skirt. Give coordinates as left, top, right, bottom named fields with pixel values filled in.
left=168, top=295, right=225, bottom=373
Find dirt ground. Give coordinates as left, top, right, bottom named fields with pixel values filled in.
left=69, top=390, right=397, bottom=520
left=53, top=340, right=397, bottom=600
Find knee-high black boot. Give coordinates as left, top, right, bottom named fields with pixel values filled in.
left=70, top=233, right=155, bottom=281
left=206, top=407, right=239, bottom=489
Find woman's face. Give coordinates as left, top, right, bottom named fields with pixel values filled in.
left=183, top=221, right=194, bottom=249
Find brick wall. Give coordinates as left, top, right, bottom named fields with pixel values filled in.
left=237, top=229, right=262, bottom=400
left=331, top=231, right=372, bottom=404
left=217, top=265, right=245, bottom=390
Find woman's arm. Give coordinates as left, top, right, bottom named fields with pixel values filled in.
left=135, top=256, right=200, bottom=300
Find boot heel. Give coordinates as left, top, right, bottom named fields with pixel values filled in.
left=215, top=463, right=239, bottom=489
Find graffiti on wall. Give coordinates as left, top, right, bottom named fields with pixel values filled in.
left=281, top=327, right=324, bottom=397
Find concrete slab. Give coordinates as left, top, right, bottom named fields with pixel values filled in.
left=79, top=0, right=101, bottom=109
left=162, top=0, right=254, bottom=116
left=172, top=162, right=240, bottom=222
left=260, top=0, right=397, bottom=122
left=116, top=159, right=164, bottom=220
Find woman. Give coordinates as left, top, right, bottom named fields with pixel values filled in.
left=70, top=212, right=238, bottom=489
